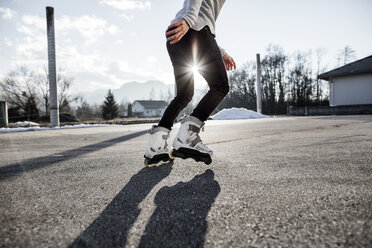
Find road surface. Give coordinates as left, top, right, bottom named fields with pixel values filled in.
left=1, top=115, right=372, bottom=247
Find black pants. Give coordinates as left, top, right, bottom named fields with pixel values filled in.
left=158, top=26, right=229, bottom=130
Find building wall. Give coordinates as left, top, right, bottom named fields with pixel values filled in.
left=143, top=109, right=155, bottom=117
left=132, top=101, right=166, bottom=117
left=331, top=73, right=372, bottom=106
left=329, top=82, right=334, bottom=106
left=142, top=108, right=166, bottom=117
left=132, top=102, right=144, bottom=113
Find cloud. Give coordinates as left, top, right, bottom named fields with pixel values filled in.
left=100, top=0, right=151, bottom=10
left=9, top=12, right=172, bottom=92
left=0, top=7, right=16, bottom=19
left=4, top=37, right=13, bottom=47
left=57, top=15, right=121, bottom=44
left=12, top=13, right=123, bottom=71
left=146, top=56, right=157, bottom=64
left=64, top=38, right=73, bottom=43
left=120, top=14, right=134, bottom=21
left=22, top=14, right=44, bottom=29
left=56, top=46, right=162, bottom=90
left=16, top=14, right=121, bottom=46
left=58, top=46, right=103, bottom=73
left=14, top=36, right=46, bottom=61
left=15, top=16, right=46, bottom=61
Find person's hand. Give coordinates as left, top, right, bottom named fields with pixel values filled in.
left=223, top=54, right=236, bottom=71
left=166, top=19, right=190, bottom=44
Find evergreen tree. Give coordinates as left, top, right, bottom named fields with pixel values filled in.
left=101, top=90, right=119, bottom=120
left=127, top=103, right=133, bottom=117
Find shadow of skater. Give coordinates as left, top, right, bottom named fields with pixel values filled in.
left=0, top=130, right=147, bottom=181
left=139, top=169, right=220, bottom=248
left=69, top=162, right=173, bottom=248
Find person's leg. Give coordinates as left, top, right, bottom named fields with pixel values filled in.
left=158, top=67, right=194, bottom=130
left=190, top=28, right=229, bottom=122
left=158, top=29, right=195, bottom=130
left=170, top=27, right=225, bottom=163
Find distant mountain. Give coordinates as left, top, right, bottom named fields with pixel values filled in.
left=79, top=80, right=206, bottom=106
left=79, top=80, right=174, bottom=105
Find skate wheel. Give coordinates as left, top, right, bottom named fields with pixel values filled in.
left=144, top=158, right=150, bottom=167
left=169, top=150, right=175, bottom=159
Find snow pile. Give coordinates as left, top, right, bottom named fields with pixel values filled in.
left=15, top=121, right=40, bottom=127
left=0, top=124, right=108, bottom=133
left=211, top=108, right=268, bottom=120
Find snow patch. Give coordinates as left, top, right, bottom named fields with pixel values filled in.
left=15, top=121, right=40, bottom=127
left=0, top=124, right=108, bottom=133
left=211, top=108, right=269, bottom=120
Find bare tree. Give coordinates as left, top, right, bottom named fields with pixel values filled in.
left=57, top=72, right=79, bottom=113
left=0, top=65, right=80, bottom=118
left=315, top=48, right=327, bottom=104
left=75, top=100, right=93, bottom=121
left=34, top=67, right=79, bottom=113
left=33, top=66, right=49, bottom=114
left=217, top=62, right=256, bottom=112
left=338, top=45, right=356, bottom=66
left=149, top=87, right=156, bottom=100
left=0, top=66, right=38, bottom=115
left=119, top=98, right=129, bottom=111
left=118, top=98, right=130, bottom=117
left=261, top=45, right=287, bottom=114
left=166, top=87, right=174, bottom=103
left=288, top=52, right=313, bottom=106
left=159, top=89, right=166, bottom=102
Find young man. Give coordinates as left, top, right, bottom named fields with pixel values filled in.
left=144, top=0, right=236, bottom=166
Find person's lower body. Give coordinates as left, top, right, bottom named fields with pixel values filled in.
left=158, top=26, right=229, bottom=129
left=144, top=26, right=229, bottom=165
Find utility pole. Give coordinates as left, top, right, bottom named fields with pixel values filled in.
left=256, top=54, right=262, bottom=114
left=46, top=6, right=59, bottom=127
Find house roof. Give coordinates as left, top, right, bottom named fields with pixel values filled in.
left=318, top=55, right=372, bottom=81
left=134, top=100, right=168, bottom=110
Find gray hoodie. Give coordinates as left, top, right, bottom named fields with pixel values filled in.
left=171, top=0, right=227, bottom=57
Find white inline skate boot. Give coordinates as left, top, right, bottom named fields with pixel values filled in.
left=144, top=125, right=173, bottom=166
left=169, top=116, right=213, bottom=165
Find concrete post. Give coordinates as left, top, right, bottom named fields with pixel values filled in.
left=46, top=6, right=59, bottom=127
left=256, top=54, right=262, bottom=114
left=0, top=100, right=8, bottom=127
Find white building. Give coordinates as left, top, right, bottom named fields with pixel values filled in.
left=318, top=55, right=372, bottom=106
left=132, top=100, right=168, bottom=117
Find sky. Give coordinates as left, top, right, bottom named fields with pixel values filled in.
left=0, top=0, right=371, bottom=92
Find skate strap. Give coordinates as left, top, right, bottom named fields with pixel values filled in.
left=150, top=125, right=170, bottom=134
left=189, top=124, right=200, bottom=133
left=191, top=136, right=202, bottom=147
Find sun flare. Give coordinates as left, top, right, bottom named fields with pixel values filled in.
left=191, top=65, right=207, bottom=89
left=192, top=65, right=199, bottom=74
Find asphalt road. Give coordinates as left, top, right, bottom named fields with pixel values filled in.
left=1, top=115, right=372, bottom=248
